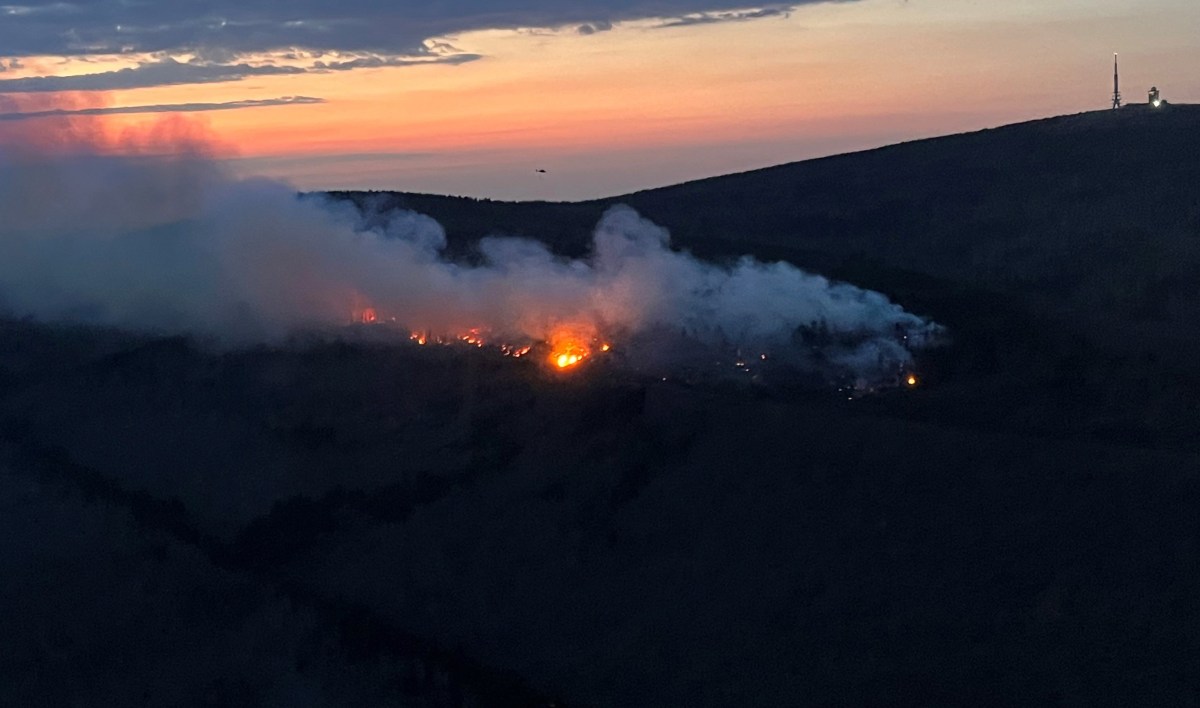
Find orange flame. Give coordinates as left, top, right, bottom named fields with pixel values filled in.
left=459, top=328, right=485, bottom=347
left=555, top=353, right=583, bottom=369
left=546, top=322, right=598, bottom=371
left=400, top=321, right=611, bottom=372
left=500, top=344, right=532, bottom=358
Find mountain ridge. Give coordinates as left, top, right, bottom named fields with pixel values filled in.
left=331, top=105, right=1200, bottom=294
left=331, top=105, right=1200, bottom=450
left=3, top=108, right=1199, bottom=707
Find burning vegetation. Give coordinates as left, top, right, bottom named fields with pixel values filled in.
left=332, top=207, right=943, bottom=387
left=396, top=320, right=613, bottom=373
left=349, top=303, right=933, bottom=392
left=0, top=125, right=943, bottom=390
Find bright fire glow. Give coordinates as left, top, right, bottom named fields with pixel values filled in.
left=907, top=375, right=918, bottom=387
left=546, top=322, right=598, bottom=371
left=400, top=320, right=610, bottom=372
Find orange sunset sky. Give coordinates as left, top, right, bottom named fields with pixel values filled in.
left=1, top=0, right=1197, bottom=200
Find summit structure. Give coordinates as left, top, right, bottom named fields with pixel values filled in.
left=1112, top=53, right=1122, bottom=109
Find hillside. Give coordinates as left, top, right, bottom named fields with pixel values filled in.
left=4, top=320, right=1198, bottom=707
left=338, top=106, right=1200, bottom=289
left=338, top=107, right=1200, bottom=326
left=334, top=106, right=1200, bottom=450
left=3, top=109, right=1200, bottom=707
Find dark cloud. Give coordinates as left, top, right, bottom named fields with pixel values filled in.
left=0, top=96, right=325, bottom=121
left=0, top=53, right=479, bottom=93
left=577, top=20, right=614, bottom=35
left=655, top=6, right=791, bottom=27
left=311, top=52, right=482, bottom=71
left=0, top=2, right=813, bottom=59
left=0, top=57, right=304, bottom=92
left=0, top=2, right=829, bottom=92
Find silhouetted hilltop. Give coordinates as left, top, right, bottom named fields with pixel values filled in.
left=619, top=106, right=1200, bottom=324
left=332, top=106, right=1200, bottom=450
left=337, top=107, right=1200, bottom=329
left=4, top=109, right=1200, bottom=708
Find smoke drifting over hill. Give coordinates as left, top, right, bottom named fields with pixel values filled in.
left=0, top=127, right=940, bottom=380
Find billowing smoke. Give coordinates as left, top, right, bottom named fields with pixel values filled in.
left=0, top=124, right=941, bottom=382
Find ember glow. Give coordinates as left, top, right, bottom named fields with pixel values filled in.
left=500, top=343, right=533, bottom=359
left=459, top=328, right=485, bottom=348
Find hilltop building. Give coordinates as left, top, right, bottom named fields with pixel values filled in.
left=1112, top=54, right=1167, bottom=110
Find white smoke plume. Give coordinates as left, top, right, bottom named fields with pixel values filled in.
left=0, top=124, right=941, bottom=381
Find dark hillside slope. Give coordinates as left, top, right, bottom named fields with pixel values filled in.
left=620, top=107, right=1200, bottom=334
left=5, top=110, right=1200, bottom=707
left=333, top=107, right=1200, bottom=450
left=3, top=324, right=1199, bottom=707
left=339, top=107, right=1200, bottom=331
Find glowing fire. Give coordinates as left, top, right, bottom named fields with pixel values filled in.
left=359, top=307, right=378, bottom=324
left=500, top=344, right=533, bottom=358
left=398, top=320, right=611, bottom=372
left=545, top=323, right=600, bottom=371
left=459, top=328, right=485, bottom=347
left=906, top=374, right=919, bottom=387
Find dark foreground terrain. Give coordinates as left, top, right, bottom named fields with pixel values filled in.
left=4, top=107, right=1200, bottom=706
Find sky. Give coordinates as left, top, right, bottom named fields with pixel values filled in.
left=0, top=0, right=1197, bottom=200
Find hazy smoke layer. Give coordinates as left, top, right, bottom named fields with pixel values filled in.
left=0, top=143, right=940, bottom=379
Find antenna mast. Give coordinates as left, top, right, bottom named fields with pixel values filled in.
left=1112, top=53, right=1122, bottom=109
